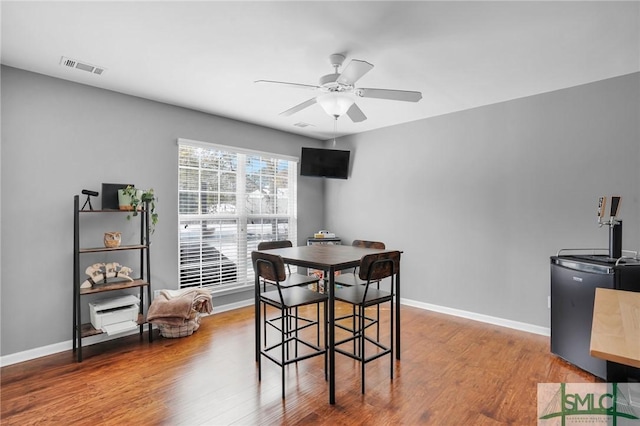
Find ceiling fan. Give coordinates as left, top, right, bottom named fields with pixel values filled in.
left=255, top=53, right=422, bottom=122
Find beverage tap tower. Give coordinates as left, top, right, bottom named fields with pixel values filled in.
left=597, top=196, right=622, bottom=259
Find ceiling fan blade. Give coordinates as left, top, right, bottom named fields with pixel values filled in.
left=356, top=88, right=422, bottom=102
left=279, top=97, right=317, bottom=116
left=337, top=60, right=374, bottom=86
left=255, top=80, right=319, bottom=91
left=346, top=103, right=367, bottom=123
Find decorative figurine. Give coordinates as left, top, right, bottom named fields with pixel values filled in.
left=103, top=231, right=122, bottom=248
left=80, top=262, right=134, bottom=288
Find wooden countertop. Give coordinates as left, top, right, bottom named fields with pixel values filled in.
left=590, top=288, right=640, bottom=368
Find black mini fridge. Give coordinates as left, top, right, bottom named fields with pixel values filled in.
left=550, top=253, right=640, bottom=381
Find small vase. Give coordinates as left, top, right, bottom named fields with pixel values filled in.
left=118, top=189, right=143, bottom=211
left=118, top=189, right=133, bottom=211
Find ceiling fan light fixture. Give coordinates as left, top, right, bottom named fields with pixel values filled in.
left=317, top=92, right=354, bottom=118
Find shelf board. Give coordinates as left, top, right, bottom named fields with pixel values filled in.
left=80, top=279, right=149, bottom=295
left=78, top=209, right=146, bottom=213
left=80, top=323, right=104, bottom=338
left=79, top=314, right=146, bottom=338
left=79, top=244, right=147, bottom=253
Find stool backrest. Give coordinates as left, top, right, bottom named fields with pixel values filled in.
left=257, top=240, right=293, bottom=250
left=252, top=251, right=286, bottom=283
left=257, top=240, right=294, bottom=274
left=359, top=251, right=400, bottom=282
left=352, top=240, right=385, bottom=249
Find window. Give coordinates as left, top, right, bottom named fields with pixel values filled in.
left=178, top=138, right=298, bottom=292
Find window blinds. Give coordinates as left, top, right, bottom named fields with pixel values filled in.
left=178, top=138, right=298, bottom=291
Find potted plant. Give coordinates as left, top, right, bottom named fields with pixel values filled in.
left=118, top=185, right=158, bottom=233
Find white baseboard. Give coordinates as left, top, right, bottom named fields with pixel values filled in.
left=0, top=327, right=147, bottom=367
left=205, top=298, right=254, bottom=314
left=0, top=297, right=548, bottom=367
left=1, top=340, right=73, bottom=367
left=400, top=298, right=550, bottom=337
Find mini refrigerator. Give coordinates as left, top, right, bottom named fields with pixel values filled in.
left=550, top=254, right=640, bottom=381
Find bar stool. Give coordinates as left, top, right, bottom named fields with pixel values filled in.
left=252, top=251, right=328, bottom=399
left=334, top=240, right=386, bottom=344
left=334, top=251, right=400, bottom=394
left=257, top=240, right=322, bottom=346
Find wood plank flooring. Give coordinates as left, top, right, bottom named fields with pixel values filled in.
left=1, top=304, right=599, bottom=425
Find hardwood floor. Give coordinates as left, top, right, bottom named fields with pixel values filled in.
left=1, top=304, right=598, bottom=425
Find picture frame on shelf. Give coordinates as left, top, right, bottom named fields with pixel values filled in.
left=101, top=183, right=133, bottom=210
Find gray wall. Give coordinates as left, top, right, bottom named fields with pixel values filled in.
left=0, top=66, right=324, bottom=356
left=325, top=72, right=640, bottom=328
left=2, top=65, right=638, bottom=359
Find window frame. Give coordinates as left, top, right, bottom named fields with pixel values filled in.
left=177, top=138, right=298, bottom=294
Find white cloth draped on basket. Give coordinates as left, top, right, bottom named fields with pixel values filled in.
left=147, top=288, right=213, bottom=338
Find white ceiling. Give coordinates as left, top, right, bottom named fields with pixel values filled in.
left=2, top=1, right=638, bottom=141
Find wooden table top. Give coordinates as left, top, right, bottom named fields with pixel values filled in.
left=590, top=288, right=640, bottom=368
left=256, top=244, right=394, bottom=270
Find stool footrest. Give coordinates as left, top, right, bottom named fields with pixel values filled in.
left=262, top=336, right=326, bottom=366
left=266, top=315, right=318, bottom=334
left=335, top=335, right=391, bottom=364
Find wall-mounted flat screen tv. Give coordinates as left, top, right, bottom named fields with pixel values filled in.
left=300, top=147, right=350, bottom=179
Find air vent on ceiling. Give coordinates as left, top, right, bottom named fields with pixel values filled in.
left=293, top=122, right=315, bottom=128
left=60, top=56, right=106, bottom=75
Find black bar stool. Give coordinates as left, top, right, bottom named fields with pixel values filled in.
left=334, top=240, right=386, bottom=347
left=334, top=251, right=400, bottom=394
left=252, top=251, right=328, bottom=399
left=257, top=240, right=322, bottom=346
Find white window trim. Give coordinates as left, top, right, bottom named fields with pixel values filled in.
left=177, top=138, right=298, bottom=294
left=178, top=138, right=298, bottom=163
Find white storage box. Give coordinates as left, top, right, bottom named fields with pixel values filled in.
left=89, top=295, right=140, bottom=333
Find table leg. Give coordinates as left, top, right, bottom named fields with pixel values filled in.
left=396, top=267, right=401, bottom=360
left=328, top=266, right=336, bottom=404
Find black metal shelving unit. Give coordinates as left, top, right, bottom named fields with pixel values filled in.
left=73, top=195, right=153, bottom=362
